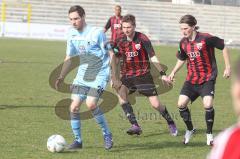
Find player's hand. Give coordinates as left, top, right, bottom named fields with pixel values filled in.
left=168, top=71, right=175, bottom=82
left=223, top=67, right=231, bottom=79
left=161, top=75, right=173, bottom=86
left=55, top=77, right=64, bottom=90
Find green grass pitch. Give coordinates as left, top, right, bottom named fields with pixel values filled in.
left=0, top=38, right=239, bottom=159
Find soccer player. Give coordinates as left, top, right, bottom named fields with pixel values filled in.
left=55, top=5, right=119, bottom=150
left=168, top=14, right=231, bottom=145
left=207, top=59, right=240, bottom=159
left=112, top=14, right=178, bottom=136
left=104, top=5, right=123, bottom=46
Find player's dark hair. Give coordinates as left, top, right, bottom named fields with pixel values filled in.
left=115, top=5, right=121, bottom=10
left=122, top=14, right=136, bottom=26
left=68, top=5, right=85, bottom=17
left=179, top=14, right=199, bottom=30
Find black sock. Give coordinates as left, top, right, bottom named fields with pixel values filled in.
left=159, top=107, right=174, bottom=125
left=205, top=107, right=215, bottom=134
left=121, top=102, right=139, bottom=126
left=179, top=107, right=193, bottom=130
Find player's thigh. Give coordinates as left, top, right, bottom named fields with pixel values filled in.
left=85, top=81, right=108, bottom=110
left=200, top=80, right=215, bottom=108
left=178, top=95, right=191, bottom=108
left=85, top=96, right=99, bottom=110
left=70, top=98, right=84, bottom=112
left=179, top=81, right=199, bottom=105
left=148, top=95, right=163, bottom=109
left=136, top=72, right=158, bottom=97
left=70, top=85, right=88, bottom=112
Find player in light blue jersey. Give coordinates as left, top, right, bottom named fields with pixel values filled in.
left=55, top=5, right=120, bottom=150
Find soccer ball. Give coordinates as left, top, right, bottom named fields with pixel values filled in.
left=47, top=134, right=67, bottom=153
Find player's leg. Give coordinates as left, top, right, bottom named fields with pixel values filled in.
left=178, top=94, right=196, bottom=144
left=68, top=85, right=87, bottom=150
left=118, top=77, right=141, bottom=135
left=136, top=72, right=177, bottom=135
left=86, top=87, right=113, bottom=150
left=201, top=80, right=216, bottom=146
left=178, top=81, right=199, bottom=144
left=148, top=95, right=178, bottom=136
left=178, top=95, right=193, bottom=130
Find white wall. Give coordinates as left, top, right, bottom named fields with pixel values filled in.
left=0, top=22, right=69, bottom=40
left=172, top=0, right=194, bottom=4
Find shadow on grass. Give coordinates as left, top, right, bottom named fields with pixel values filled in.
left=0, top=105, right=52, bottom=109
left=109, top=128, right=224, bottom=152
left=59, top=150, right=80, bottom=154
left=110, top=140, right=207, bottom=153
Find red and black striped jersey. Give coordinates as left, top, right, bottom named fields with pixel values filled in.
left=177, top=32, right=225, bottom=84
left=105, top=16, right=123, bottom=44
left=207, top=125, right=240, bottom=159
left=117, top=31, right=155, bottom=77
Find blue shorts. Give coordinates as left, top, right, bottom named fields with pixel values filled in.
left=71, top=80, right=108, bottom=101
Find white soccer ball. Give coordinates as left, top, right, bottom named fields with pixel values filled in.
left=47, top=134, right=67, bottom=153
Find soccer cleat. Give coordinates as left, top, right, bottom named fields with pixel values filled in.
left=168, top=123, right=178, bottom=136
left=126, top=124, right=142, bottom=135
left=183, top=128, right=196, bottom=144
left=67, top=140, right=82, bottom=150
left=206, top=133, right=214, bottom=146
left=104, top=133, right=113, bottom=150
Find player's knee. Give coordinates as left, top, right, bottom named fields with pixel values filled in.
left=70, top=105, right=79, bottom=113
left=117, top=93, right=128, bottom=105
left=86, top=102, right=97, bottom=110
left=151, top=102, right=162, bottom=109
left=203, top=102, right=213, bottom=109
left=177, top=101, right=187, bottom=108
left=203, top=100, right=213, bottom=108
left=119, top=99, right=127, bottom=105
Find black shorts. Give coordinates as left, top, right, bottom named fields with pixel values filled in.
left=180, top=80, right=216, bottom=102
left=121, top=72, right=158, bottom=97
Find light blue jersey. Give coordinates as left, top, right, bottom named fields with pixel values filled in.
left=66, top=25, right=111, bottom=89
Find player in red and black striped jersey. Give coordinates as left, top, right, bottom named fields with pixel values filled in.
left=168, top=15, right=231, bottom=145
left=104, top=5, right=123, bottom=46
left=207, top=59, right=240, bottom=159
left=111, top=14, right=178, bottom=136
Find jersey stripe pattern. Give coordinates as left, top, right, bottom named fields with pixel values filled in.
left=117, top=32, right=155, bottom=77
left=177, top=32, right=224, bottom=84
left=105, top=16, right=123, bottom=43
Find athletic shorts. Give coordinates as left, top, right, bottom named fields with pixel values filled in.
left=180, top=80, right=216, bottom=102
left=121, top=72, right=158, bottom=97
left=71, top=80, right=107, bottom=101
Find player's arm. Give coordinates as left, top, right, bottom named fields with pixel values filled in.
left=150, top=55, right=171, bottom=83
left=142, top=34, right=171, bottom=84
left=207, top=36, right=231, bottom=79
left=98, top=30, right=121, bottom=89
left=222, top=46, right=231, bottom=78
left=169, top=43, right=187, bottom=81
left=168, top=59, right=186, bottom=81
left=109, top=50, right=122, bottom=89
left=55, top=55, right=73, bottom=90
left=104, top=18, right=111, bottom=33
left=55, top=37, right=77, bottom=90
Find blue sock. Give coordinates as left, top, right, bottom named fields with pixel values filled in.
left=92, top=107, right=111, bottom=136
left=70, top=112, right=82, bottom=143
